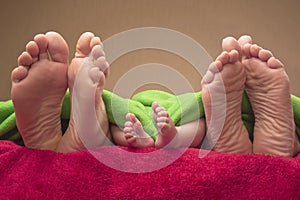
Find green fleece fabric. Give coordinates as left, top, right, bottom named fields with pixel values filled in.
left=1, top=90, right=300, bottom=144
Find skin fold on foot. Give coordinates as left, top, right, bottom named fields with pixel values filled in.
left=238, top=35, right=298, bottom=157
left=202, top=37, right=252, bottom=154
left=11, top=32, right=69, bottom=150
left=56, top=32, right=111, bottom=152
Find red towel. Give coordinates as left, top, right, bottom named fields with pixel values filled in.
left=0, top=140, right=299, bottom=199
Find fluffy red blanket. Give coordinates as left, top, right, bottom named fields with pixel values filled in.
left=0, top=140, right=299, bottom=199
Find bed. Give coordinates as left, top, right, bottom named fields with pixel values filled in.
left=0, top=90, right=300, bottom=199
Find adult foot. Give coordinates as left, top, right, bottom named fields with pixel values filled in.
left=56, top=32, right=110, bottom=152
left=11, top=32, right=69, bottom=150
left=153, top=102, right=178, bottom=148
left=239, top=35, right=295, bottom=156
left=123, top=113, right=155, bottom=148
left=201, top=37, right=252, bottom=154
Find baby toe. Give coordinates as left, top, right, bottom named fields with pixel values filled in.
left=11, top=66, right=28, bottom=83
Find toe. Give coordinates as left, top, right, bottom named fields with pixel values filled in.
left=238, top=35, right=252, bottom=46
left=95, top=57, right=109, bottom=73
left=208, top=61, right=223, bottom=73
left=125, top=113, right=143, bottom=127
left=124, top=120, right=133, bottom=127
left=154, top=106, right=165, bottom=116
left=103, top=68, right=109, bottom=78
left=18, top=52, right=33, bottom=67
left=152, top=101, right=159, bottom=110
left=25, top=41, right=39, bottom=59
left=11, top=66, right=28, bottom=83
left=222, top=36, right=242, bottom=54
left=34, top=34, right=49, bottom=60
left=75, top=32, right=95, bottom=57
left=250, top=44, right=262, bottom=57
left=241, top=43, right=252, bottom=58
left=91, top=45, right=105, bottom=59
left=156, top=116, right=169, bottom=123
left=202, top=70, right=215, bottom=84
left=216, top=52, right=230, bottom=65
left=125, top=113, right=137, bottom=123
left=228, top=50, right=239, bottom=63
left=91, top=37, right=102, bottom=49
left=88, top=68, right=104, bottom=85
left=154, top=104, right=166, bottom=114
left=75, top=32, right=102, bottom=58
left=267, top=57, right=284, bottom=69
left=157, top=109, right=168, bottom=118
left=45, top=32, right=69, bottom=63
left=91, top=45, right=109, bottom=77
left=258, top=49, right=273, bottom=62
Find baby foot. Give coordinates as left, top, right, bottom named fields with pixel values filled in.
left=56, top=32, right=110, bottom=152
left=152, top=102, right=178, bottom=148
left=202, top=37, right=252, bottom=154
left=11, top=32, right=69, bottom=150
left=123, top=113, right=154, bottom=148
left=239, top=35, right=295, bottom=156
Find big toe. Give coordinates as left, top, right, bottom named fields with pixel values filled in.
left=238, top=35, right=252, bottom=46
left=222, top=36, right=242, bottom=54
left=45, top=32, right=69, bottom=64
left=75, top=32, right=102, bottom=58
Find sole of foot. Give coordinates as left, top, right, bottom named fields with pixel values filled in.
left=239, top=35, right=296, bottom=157
left=123, top=113, right=155, bottom=148
left=202, top=36, right=252, bottom=154
left=11, top=32, right=69, bottom=150
left=56, top=32, right=110, bottom=152
left=152, top=102, right=178, bottom=148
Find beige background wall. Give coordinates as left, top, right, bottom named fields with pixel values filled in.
left=0, top=0, right=299, bottom=100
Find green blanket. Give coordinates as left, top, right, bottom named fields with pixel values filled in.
left=1, top=90, right=300, bottom=145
